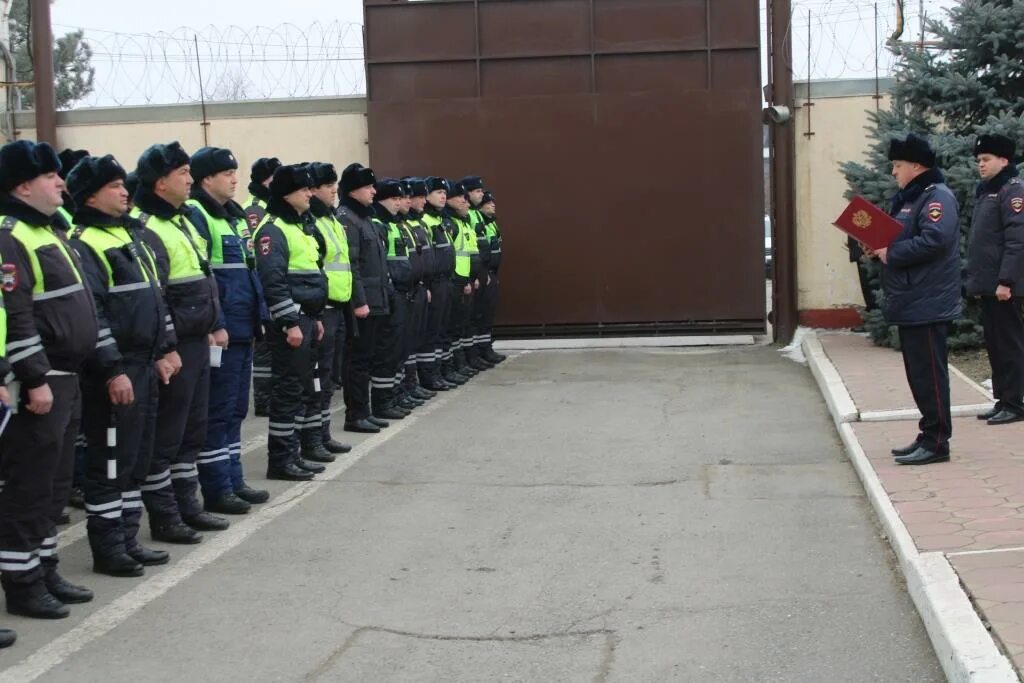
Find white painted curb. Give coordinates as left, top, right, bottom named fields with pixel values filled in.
left=837, top=423, right=1018, bottom=682
left=801, top=333, right=859, bottom=425
left=950, top=364, right=995, bottom=402
left=860, top=404, right=994, bottom=422
left=494, top=335, right=759, bottom=351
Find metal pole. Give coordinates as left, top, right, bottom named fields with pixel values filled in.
left=919, top=0, right=925, bottom=50
left=769, top=0, right=797, bottom=343
left=30, top=0, right=55, bottom=144
left=194, top=35, right=209, bottom=146
left=874, top=2, right=881, bottom=111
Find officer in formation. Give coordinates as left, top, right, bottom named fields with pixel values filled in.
left=965, top=134, right=1024, bottom=426
left=0, top=142, right=507, bottom=642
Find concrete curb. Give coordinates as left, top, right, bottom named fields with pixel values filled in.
left=801, top=333, right=859, bottom=424
left=860, top=404, right=994, bottom=422
left=805, top=331, right=1018, bottom=682
left=950, top=364, right=995, bottom=402
left=493, top=335, right=759, bottom=351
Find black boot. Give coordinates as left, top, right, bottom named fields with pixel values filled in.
left=5, top=588, right=68, bottom=619
left=127, top=545, right=170, bottom=566
left=0, top=628, right=15, bottom=648
left=412, top=386, right=435, bottom=400
left=367, top=416, right=390, bottom=429
left=374, top=406, right=407, bottom=420
left=151, top=521, right=203, bottom=544
left=44, top=568, right=93, bottom=604
left=344, top=418, right=381, bottom=434
left=205, top=492, right=252, bottom=515
left=184, top=511, right=230, bottom=531
left=295, top=457, right=326, bottom=473
left=93, top=553, right=144, bottom=578
left=234, top=484, right=270, bottom=504
left=266, top=462, right=315, bottom=481
left=323, top=439, right=352, bottom=454
left=301, top=445, right=336, bottom=463
left=68, top=487, right=85, bottom=510
left=484, top=348, right=506, bottom=364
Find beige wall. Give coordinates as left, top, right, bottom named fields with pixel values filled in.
left=14, top=97, right=369, bottom=185
left=793, top=80, right=891, bottom=313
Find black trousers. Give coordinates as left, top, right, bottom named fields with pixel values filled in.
left=447, top=282, right=471, bottom=358
left=252, top=340, right=273, bottom=414
left=856, top=261, right=878, bottom=312
left=899, top=323, right=952, bottom=454
left=267, top=316, right=316, bottom=468
left=372, top=291, right=407, bottom=408
left=481, top=270, right=500, bottom=347
left=83, top=359, right=157, bottom=560
left=344, top=314, right=383, bottom=421
left=981, top=296, right=1024, bottom=415
left=422, top=278, right=449, bottom=370
left=143, top=337, right=209, bottom=525
left=0, top=375, right=80, bottom=588
left=299, top=306, right=346, bottom=449
left=403, top=286, right=428, bottom=387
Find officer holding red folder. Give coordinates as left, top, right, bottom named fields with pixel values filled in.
left=863, top=133, right=961, bottom=466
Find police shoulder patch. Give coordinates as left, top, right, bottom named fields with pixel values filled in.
left=927, top=202, right=943, bottom=223
left=1, top=263, right=17, bottom=292
left=1010, top=197, right=1024, bottom=214
left=258, top=235, right=271, bottom=256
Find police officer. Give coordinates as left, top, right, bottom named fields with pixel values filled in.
left=337, top=164, right=389, bottom=433
left=0, top=273, right=16, bottom=644
left=371, top=180, right=415, bottom=419
left=56, top=148, right=88, bottom=233
left=419, top=177, right=459, bottom=390
left=244, top=157, right=282, bottom=418
left=133, top=141, right=227, bottom=541
left=444, top=181, right=480, bottom=380
left=966, top=133, right=1024, bottom=425
left=302, top=162, right=352, bottom=460
left=185, top=147, right=270, bottom=512
left=254, top=164, right=328, bottom=480
left=66, top=154, right=172, bottom=577
left=477, top=190, right=506, bottom=365
left=460, top=176, right=494, bottom=372
left=868, top=134, right=961, bottom=466
left=391, top=181, right=429, bottom=408
left=0, top=140, right=98, bottom=617
left=400, top=178, right=437, bottom=400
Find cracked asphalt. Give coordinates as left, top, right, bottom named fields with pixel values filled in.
left=3, top=347, right=942, bottom=682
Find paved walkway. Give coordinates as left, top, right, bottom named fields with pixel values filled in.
left=0, top=347, right=941, bottom=681
left=819, top=333, right=1024, bottom=674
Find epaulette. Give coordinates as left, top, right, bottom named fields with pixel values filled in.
left=0, top=216, right=16, bottom=231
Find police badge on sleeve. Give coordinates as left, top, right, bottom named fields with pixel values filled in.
left=1, top=263, right=16, bottom=292
left=1011, top=197, right=1024, bottom=214
left=927, top=202, right=943, bottom=222
left=259, top=236, right=271, bottom=256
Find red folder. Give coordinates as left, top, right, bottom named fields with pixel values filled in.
left=833, top=196, right=903, bottom=251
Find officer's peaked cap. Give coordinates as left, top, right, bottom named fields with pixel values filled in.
left=136, top=142, right=191, bottom=186
left=341, top=163, right=376, bottom=194
left=975, top=134, right=1016, bottom=162
left=888, top=133, right=936, bottom=168
left=190, top=147, right=238, bottom=183
left=66, top=155, right=128, bottom=207
left=0, top=140, right=62, bottom=193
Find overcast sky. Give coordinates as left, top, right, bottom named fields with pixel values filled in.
left=48, top=0, right=959, bottom=109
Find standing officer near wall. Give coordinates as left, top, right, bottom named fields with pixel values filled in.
left=867, top=134, right=961, bottom=466
left=966, top=133, right=1024, bottom=426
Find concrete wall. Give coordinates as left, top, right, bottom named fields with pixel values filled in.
left=13, top=96, right=369, bottom=184
left=793, top=78, right=892, bottom=327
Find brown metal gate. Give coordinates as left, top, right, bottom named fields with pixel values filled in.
left=364, top=0, right=765, bottom=336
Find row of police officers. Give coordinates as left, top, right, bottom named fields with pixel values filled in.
left=0, top=139, right=505, bottom=647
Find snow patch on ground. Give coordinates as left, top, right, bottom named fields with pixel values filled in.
left=780, top=327, right=813, bottom=365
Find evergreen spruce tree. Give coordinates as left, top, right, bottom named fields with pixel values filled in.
left=840, top=0, right=1024, bottom=349
left=8, top=0, right=95, bottom=110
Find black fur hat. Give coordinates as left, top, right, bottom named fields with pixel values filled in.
left=402, top=177, right=427, bottom=197
left=0, top=140, right=62, bottom=193
left=974, top=134, right=1016, bottom=161
left=888, top=133, right=936, bottom=167
left=190, top=147, right=238, bottom=182
left=446, top=179, right=469, bottom=199
left=125, top=171, right=139, bottom=201
left=375, top=178, right=404, bottom=202
left=269, top=164, right=315, bottom=198
left=309, top=162, right=339, bottom=187
left=136, top=141, right=191, bottom=186
left=65, top=155, right=128, bottom=207
left=481, top=191, right=495, bottom=205
left=57, top=148, right=89, bottom=180
left=459, top=175, right=484, bottom=191
left=251, top=157, right=281, bottom=184
left=340, top=163, right=376, bottom=194
left=424, top=176, right=447, bottom=194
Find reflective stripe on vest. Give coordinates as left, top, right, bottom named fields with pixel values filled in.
left=315, top=214, right=352, bottom=303
left=0, top=216, right=85, bottom=298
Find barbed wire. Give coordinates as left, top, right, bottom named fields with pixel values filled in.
left=775, top=0, right=956, bottom=82
left=64, top=21, right=366, bottom=108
